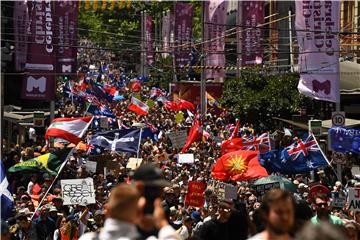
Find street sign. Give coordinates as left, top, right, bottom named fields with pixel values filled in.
left=308, top=120, right=322, bottom=136
left=33, top=111, right=44, bottom=127
left=332, top=111, right=345, bottom=127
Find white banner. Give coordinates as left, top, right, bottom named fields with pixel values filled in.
left=126, top=158, right=143, bottom=170
left=166, top=130, right=188, bottom=149
left=295, top=1, right=340, bottom=103
left=348, top=188, right=360, bottom=211
left=85, top=161, right=97, bottom=173
left=178, top=153, right=194, bottom=164
left=61, top=178, right=96, bottom=205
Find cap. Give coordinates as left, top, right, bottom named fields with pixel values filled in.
left=317, top=170, right=325, bottom=175
left=164, top=187, right=174, bottom=194
left=49, top=206, right=58, bottom=212
left=191, top=211, right=201, bottom=221
left=298, top=183, right=307, bottom=188
left=293, top=180, right=300, bottom=185
left=19, top=208, right=32, bottom=215
left=133, top=163, right=170, bottom=187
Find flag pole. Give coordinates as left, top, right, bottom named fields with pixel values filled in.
left=136, top=127, right=143, bottom=159
left=30, top=117, right=94, bottom=220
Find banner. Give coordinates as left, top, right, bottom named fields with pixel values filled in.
left=185, top=181, right=206, bottom=208
left=166, top=130, right=188, bottom=149
left=84, top=161, right=97, bottom=173
left=22, top=1, right=56, bottom=101
left=14, top=1, right=29, bottom=71
left=178, top=153, right=194, bottom=164
left=241, top=1, right=264, bottom=65
left=204, top=0, right=228, bottom=79
left=61, top=178, right=96, bottom=205
left=296, top=1, right=340, bottom=103
left=54, top=1, right=78, bottom=75
left=174, top=3, right=193, bottom=66
left=348, top=188, right=360, bottom=211
left=162, top=12, right=171, bottom=58
left=145, top=15, right=154, bottom=65
left=126, top=158, right=143, bottom=170
left=328, top=127, right=360, bottom=154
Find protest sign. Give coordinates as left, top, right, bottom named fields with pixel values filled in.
left=126, top=158, right=143, bottom=170
left=185, top=181, right=206, bottom=208
left=99, top=116, right=108, bottom=129
left=178, top=153, right=194, bottom=164
left=61, top=178, right=96, bottom=205
left=85, top=161, right=97, bottom=173
left=330, top=192, right=346, bottom=208
left=348, top=188, right=360, bottom=211
left=255, top=182, right=281, bottom=196
left=207, top=180, right=237, bottom=200
left=225, top=184, right=238, bottom=200
left=166, top=130, right=188, bottom=149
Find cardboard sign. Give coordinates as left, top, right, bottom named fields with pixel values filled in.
left=225, top=184, right=238, bottom=200
left=207, top=180, right=238, bottom=200
left=85, top=161, right=97, bottom=173
left=348, top=188, right=360, bottom=211
left=255, top=182, right=281, bottom=196
left=185, top=181, right=206, bottom=208
left=126, top=158, right=143, bottom=170
left=330, top=192, right=346, bottom=208
left=61, top=178, right=96, bottom=205
left=166, top=130, right=188, bottom=149
left=178, top=153, right=194, bottom=164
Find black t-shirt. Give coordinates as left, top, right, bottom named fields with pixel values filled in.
left=199, top=210, right=248, bottom=240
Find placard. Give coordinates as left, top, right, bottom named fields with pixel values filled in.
left=126, top=158, right=143, bottom=170
left=207, top=180, right=238, bottom=200
left=84, top=161, right=97, bottom=173
left=255, top=182, right=281, bottom=196
left=61, top=178, right=95, bottom=205
left=348, top=188, right=360, bottom=211
left=225, top=184, right=238, bottom=200
left=99, top=117, right=109, bottom=129
left=178, top=154, right=194, bottom=164
left=185, top=181, right=206, bottom=208
left=330, top=192, right=346, bottom=208
left=166, top=130, right=188, bottom=149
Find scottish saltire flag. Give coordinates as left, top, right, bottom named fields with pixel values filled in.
left=89, top=129, right=141, bottom=153
left=1, top=161, right=14, bottom=220
left=260, top=134, right=329, bottom=174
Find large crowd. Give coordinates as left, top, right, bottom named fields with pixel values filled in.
left=1, top=53, right=360, bottom=240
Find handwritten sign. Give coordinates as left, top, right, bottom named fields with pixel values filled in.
left=207, top=180, right=237, bottom=200
left=225, top=184, right=238, bottom=200
left=255, top=182, right=281, bottom=196
left=178, top=154, right=194, bottom=164
left=126, top=158, right=143, bottom=170
left=330, top=192, right=346, bottom=208
left=61, top=178, right=96, bottom=205
left=185, top=181, right=206, bottom=208
left=166, top=130, right=188, bottom=149
left=85, top=161, right=97, bottom=173
left=348, top=188, right=360, bottom=211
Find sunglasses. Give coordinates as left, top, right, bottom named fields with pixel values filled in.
left=316, top=203, right=328, bottom=207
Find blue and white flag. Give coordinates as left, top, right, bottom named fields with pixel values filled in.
left=260, top=134, right=329, bottom=174
left=89, top=129, right=141, bottom=153
left=1, top=161, right=14, bottom=220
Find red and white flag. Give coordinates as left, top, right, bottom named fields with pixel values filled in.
left=45, top=117, right=93, bottom=144
left=128, top=97, right=149, bottom=116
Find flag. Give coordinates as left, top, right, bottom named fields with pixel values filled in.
left=328, top=127, right=360, bottom=153
left=177, top=98, right=195, bottom=112
left=1, top=161, right=14, bottom=220
left=129, top=80, right=141, bottom=92
left=181, top=119, right=203, bottom=153
left=257, top=132, right=271, bottom=153
left=89, top=129, right=141, bottom=153
left=87, top=104, right=116, bottom=118
left=128, top=97, right=149, bottom=116
left=229, top=119, right=240, bottom=140
left=150, top=87, right=166, bottom=98
left=211, top=150, right=268, bottom=181
left=8, top=148, right=72, bottom=175
left=164, top=100, right=181, bottom=111
left=221, top=138, right=244, bottom=155
left=45, top=117, right=93, bottom=144
left=206, top=92, right=221, bottom=108
left=261, top=134, right=330, bottom=174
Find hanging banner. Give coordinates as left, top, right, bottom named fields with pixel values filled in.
left=241, top=1, right=264, bottom=65
left=54, top=1, right=78, bottom=75
left=14, top=1, right=29, bottom=71
left=204, top=0, right=228, bottom=79
left=162, top=12, right=171, bottom=58
left=145, top=15, right=154, bottom=65
left=21, top=1, right=56, bottom=101
left=295, top=1, right=340, bottom=103
left=174, top=3, right=193, bottom=67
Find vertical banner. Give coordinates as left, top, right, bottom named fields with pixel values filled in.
left=162, top=11, right=171, bottom=58
left=204, top=0, right=228, bottom=79
left=185, top=181, right=206, bottom=208
left=296, top=1, right=340, bottom=103
left=145, top=15, right=154, bottom=65
left=55, top=1, right=78, bottom=75
left=174, top=3, right=193, bottom=67
left=22, top=1, right=56, bottom=101
left=241, top=1, right=264, bottom=65
left=14, top=1, right=29, bottom=71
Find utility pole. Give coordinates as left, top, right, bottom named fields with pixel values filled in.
left=200, top=1, right=206, bottom=117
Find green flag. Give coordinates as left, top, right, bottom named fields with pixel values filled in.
left=8, top=148, right=72, bottom=175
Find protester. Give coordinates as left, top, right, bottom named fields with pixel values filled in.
left=311, top=194, right=344, bottom=225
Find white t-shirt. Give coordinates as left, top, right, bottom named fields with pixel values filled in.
left=29, top=127, right=36, bottom=141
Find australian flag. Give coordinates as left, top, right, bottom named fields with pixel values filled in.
left=260, top=134, right=329, bottom=174
left=87, top=104, right=116, bottom=118
left=328, top=127, right=360, bottom=154
left=89, top=129, right=141, bottom=153
left=1, top=161, right=14, bottom=220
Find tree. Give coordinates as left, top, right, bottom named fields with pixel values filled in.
left=220, top=69, right=312, bottom=131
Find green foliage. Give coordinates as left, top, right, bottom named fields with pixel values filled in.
left=220, top=69, right=312, bottom=130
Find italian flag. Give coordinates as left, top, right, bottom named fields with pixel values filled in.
left=45, top=117, right=93, bottom=144
left=128, top=97, right=149, bottom=116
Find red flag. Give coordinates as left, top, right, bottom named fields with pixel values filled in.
left=128, top=97, right=149, bottom=116
left=177, top=98, right=195, bottom=112
left=180, top=119, right=203, bottom=153
left=229, top=119, right=240, bottom=140
left=221, top=138, right=244, bottom=155
left=129, top=80, right=141, bottom=92
left=211, top=150, right=268, bottom=181
left=164, top=100, right=181, bottom=111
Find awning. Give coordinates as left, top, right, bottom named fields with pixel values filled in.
left=4, top=111, right=57, bottom=124
left=340, top=61, right=360, bottom=95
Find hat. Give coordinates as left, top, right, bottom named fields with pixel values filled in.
left=164, top=187, right=174, bottom=194
left=21, top=195, right=30, bottom=200
left=298, top=183, right=307, bottom=188
left=49, top=206, right=58, bottom=213
left=293, top=180, right=300, bottom=185
left=133, top=163, right=170, bottom=187
left=191, top=211, right=201, bottom=221
left=19, top=208, right=32, bottom=216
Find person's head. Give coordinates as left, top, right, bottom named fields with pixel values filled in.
left=40, top=206, right=49, bottom=220
left=295, top=222, right=347, bottom=240
left=183, top=215, right=194, bottom=228
left=1, top=220, right=10, bottom=240
left=345, top=222, right=358, bottom=240
left=52, top=197, right=63, bottom=209
left=94, top=210, right=105, bottom=227
left=312, top=194, right=329, bottom=219
left=106, top=183, right=140, bottom=224
left=260, top=189, right=295, bottom=235
left=16, top=213, right=30, bottom=229
left=218, top=200, right=233, bottom=223
left=49, top=206, right=58, bottom=219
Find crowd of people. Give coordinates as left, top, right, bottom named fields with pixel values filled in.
left=2, top=55, right=360, bottom=240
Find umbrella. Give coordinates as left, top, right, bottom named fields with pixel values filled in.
left=253, top=175, right=297, bottom=193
